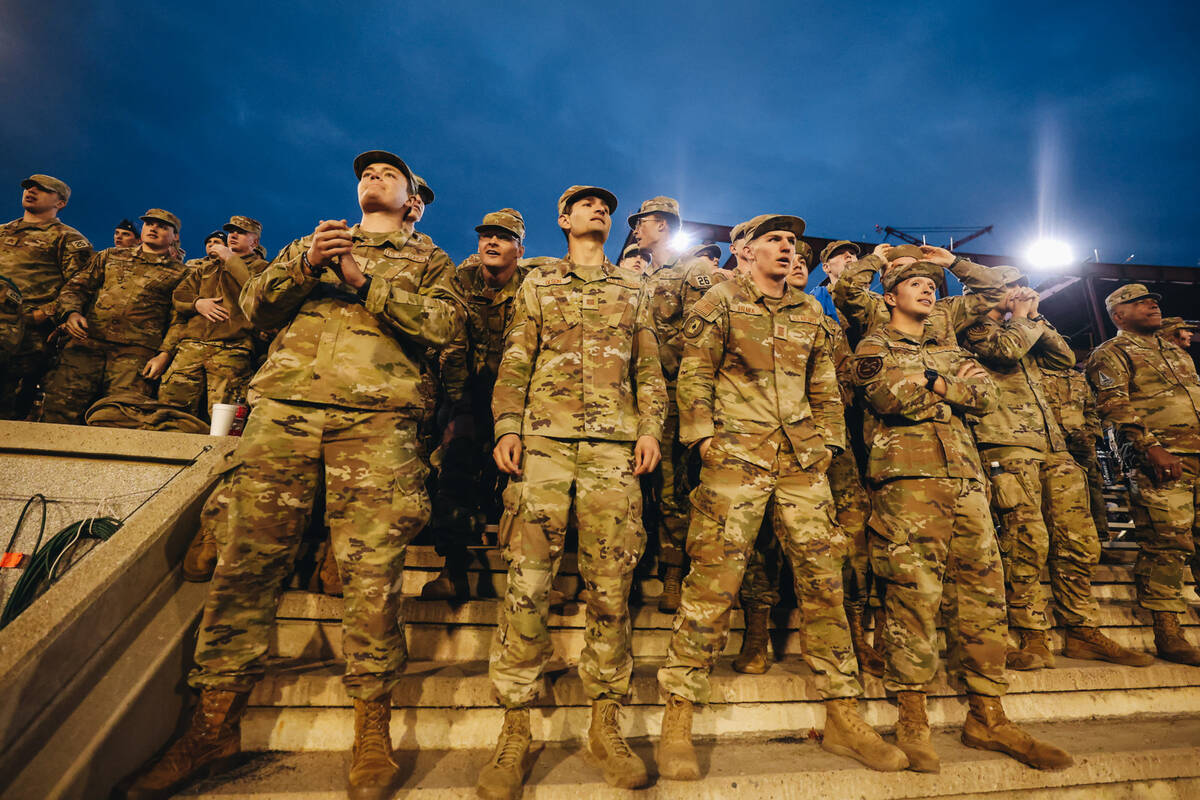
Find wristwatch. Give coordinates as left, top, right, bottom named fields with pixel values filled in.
left=924, top=368, right=940, bottom=391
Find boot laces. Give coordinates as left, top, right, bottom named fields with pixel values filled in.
left=662, top=697, right=692, bottom=740
left=357, top=702, right=391, bottom=758
left=494, top=719, right=528, bottom=768
left=599, top=703, right=633, bottom=758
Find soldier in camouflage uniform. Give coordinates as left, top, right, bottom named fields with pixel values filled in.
left=656, top=215, right=906, bottom=780
left=1087, top=284, right=1200, bottom=666
left=963, top=284, right=1154, bottom=669
left=1042, top=360, right=1111, bottom=542
left=0, top=174, right=93, bottom=419
left=634, top=196, right=726, bottom=613
left=478, top=186, right=665, bottom=798
left=422, top=209, right=531, bottom=600
left=159, top=216, right=269, bottom=418
left=113, top=219, right=140, bottom=249
left=853, top=260, right=1073, bottom=773
left=1161, top=316, right=1197, bottom=353
left=41, top=209, right=185, bottom=424
left=618, top=241, right=651, bottom=274
left=808, top=239, right=859, bottom=321
left=127, top=150, right=464, bottom=800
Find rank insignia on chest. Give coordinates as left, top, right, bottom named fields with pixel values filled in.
left=856, top=356, right=883, bottom=380
left=774, top=323, right=788, bottom=340
left=581, top=296, right=599, bottom=310
left=2, top=238, right=16, bottom=246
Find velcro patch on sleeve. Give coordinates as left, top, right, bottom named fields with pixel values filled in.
left=855, top=356, right=883, bottom=381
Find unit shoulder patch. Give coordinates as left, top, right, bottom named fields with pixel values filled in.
left=855, top=356, right=883, bottom=381
left=684, top=316, right=706, bottom=339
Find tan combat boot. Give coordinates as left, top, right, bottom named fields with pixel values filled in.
left=1064, top=626, right=1155, bottom=666
left=347, top=698, right=399, bottom=800
left=477, top=708, right=532, bottom=800
left=732, top=606, right=771, bottom=674
left=656, top=693, right=700, bottom=780
left=181, top=527, right=217, bottom=582
left=659, top=565, right=683, bottom=613
left=846, top=604, right=885, bottom=677
left=821, top=697, right=908, bottom=771
left=895, top=691, right=939, bottom=773
left=588, top=699, right=649, bottom=788
left=1153, top=611, right=1200, bottom=666
left=124, top=688, right=248, bottom=800
left=320, top=540, right=343, bottom=596
left=1006, top=629, right=1053, bottom=670
left=961, top=694, right=1073, bottom=770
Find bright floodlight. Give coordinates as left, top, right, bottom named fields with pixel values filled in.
left=1025, top=238, right=1074, bottom=269
left=671, top=231, right=694, bottom=251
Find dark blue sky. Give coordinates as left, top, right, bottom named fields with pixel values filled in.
left=3, top=1, right=1198, bottom=267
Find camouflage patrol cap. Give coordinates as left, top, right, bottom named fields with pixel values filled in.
left=885, top=244, right=925, bottom=262
left=1160, top=317, right=1198, bottom=335
left=819, top=240, right=860, bottom=264
left=475, top=208, right=525, bottom=240
left=21, top=174, right=70, bottom=202
left=223, top=215, right=263, bottom=235
left=557, top=185, right=618, bottom=216
left=627, top=196, right=681, bottom=231
left=796, top=240, right=814, bottom=266
left=140, top=208, right=181, bottom=232
left=688, top=242, right=722, bottom=260
left=881, top=260, right=946, bottom=293
left=204, top=230, right=227, bottom=244
left=744, top=214, right=806, bottom=242
left=730, top=216, right=765, bottom=248
left=1104, top=283, right=1161, bottom=314
left=115, top=219, right=138, bottom=234
left=413, top=174, right=435, bottom=205
left=352, top=150, right=418, bottom=194
left=621, top=242, right=651, bottom=261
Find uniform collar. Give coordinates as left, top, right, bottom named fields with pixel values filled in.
left=349, top=223, right=411, bottom=251
left=1117, top=329, right=1160, bottom=349
left=734, top=272, right=807, bottom=309
left=133, top=244, right=174, bottom=264
left=467, top=261, right=524, bottom=304
left=7, top=217, right=57, bottom=232
left=883, top=321, right=936, bottom=346
left=561, top=257, right=615, bottom=282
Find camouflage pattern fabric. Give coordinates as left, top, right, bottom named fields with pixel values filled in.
left=1087, top=330, right=1200, bottom=611
left=658, top=435, right=860, bottom=703
left=1043, top=365, right=1109, bottom=538
left=190, top=397, right=430, bottom=700
left=158, top=340, right=254, bottom=417
left=240, top=225, right=464, bottom=414
left=161, top=252, right=269, bottom=354
left=832, top=254, right=1006, bottom=346
left=0, top=218, right=93, bottom=418
left=491, top=258, right=666, bottom=443
left=40, top=340, right=156, bottom=424
left=739, top=512, right=782, bottom=611
left=489, top=436, right=645, bottom=707
left=867, top=477, right=1009, bottom=696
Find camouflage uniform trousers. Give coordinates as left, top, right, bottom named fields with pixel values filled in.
left=189, top=397, right=430, bottom=701
left=738, top=448, right=872, bottom=612
left=40, top=339, right=155, bottom=424
left=868, top=477, right=1008, bottom=696
left=1127, top=454, right=1200, bottom=613
left=159, top=339, right=254, bottom=419
left=984, top=447, right=1101, bottom=631
left=1068, top=439, right=1111, bottom=541
left=658, top=434, right=861, bottom=704
left=648, top=410, right=691, bottom=569
left=490, top=435, right=645, bottom=708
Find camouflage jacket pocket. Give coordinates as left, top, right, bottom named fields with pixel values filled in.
left=988, top=470, right=1028, bottom=511
left=497, top=480, right=524, bottom=549
left=688, top=482, right=731, bottom=523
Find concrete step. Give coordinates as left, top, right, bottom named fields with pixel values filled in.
left=184, top=716, right=1200, bottom=799
left=242, top=655, right=1200, bottom=751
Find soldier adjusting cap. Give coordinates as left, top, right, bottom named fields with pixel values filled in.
left=21, top=174, right=71, bottom=202
left=820, top=240, right=860, bottom=264
left=475, top=208, right=525, bottom=241
left=353, top=150, right=418, bottom=194
left=885, top=244, right=925, bottom=262
left=223, top=215, right=263, bottom=235
left=627, top=196, right=681, bottom=230
left=140, top=208, right=181, bottom=232
left=1104, top=283, right=1162, bottom=314
left=557, top=185, right=618, bottom=216
left=882, top=259, right=947, bottom=293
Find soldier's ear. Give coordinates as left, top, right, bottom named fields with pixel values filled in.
left=558, top=213, right=571, bottom=233
left=516, top=242, right=526, bottom=258
left=883, top=291, right=898, bottom=309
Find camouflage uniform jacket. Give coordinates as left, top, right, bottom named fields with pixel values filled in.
left=240, top=225, right=464, bottom=416
left=962, top=315, right=1073, bottom=452
left=491, top=258, right=666, bottom=443
left=56, top=245, right=188, bottom=351
left=853, top=325, right=998, bottom=483
left=0, top=218, right=93, bottom=320
left=440, top=254, right=531, bottom=413
left=162, top=253, right=269, bottom=353
left=832, top=254, right=1007, bottom=345
left=646, top=255, right=727, bottom=396
left=1086, top=330, right=1200, bottom=455
left=1042, top=364, right=1102, bottom=444
left=677, top=273, right=846, bottom=470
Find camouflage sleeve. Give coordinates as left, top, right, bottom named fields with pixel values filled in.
left=223, top=253, right=267, bottom=285
left=822, top=316, right=855, bottom=405
left=438, top=270, right=471, bottom=415
left=171, top=265, right=202, bottom=316
left=159, top=310, right=186, bottom=356
left=633, top=288, right=667, bottom=442
left=944, top=292, right=1006, bottom=338
left=1080, top=373, right=1103, bottom=440
left=1086, top=346, right=1159, bottom=452
left=831, top=255, right=884, bottom=335
left=1032, top=320, right=1076, bottom=370
left=950, top=258, right=1008, bottom=290
left=55, top=249, right=105, bottom=320
left=240, top=239, right=321, bottom=329
left=963, top=315, right=1039, bottom=365
left=364, top=247, right=465, bottom=350
left=939, top=352, right=999, bottom=415
left=40, top=229, right=93, bottom=318
left=491, top=277, right=541, bottom=441
left=648, top=274, right=683, bottom=381
left=675, top=295, right=724, bottom=447
left=853, top=337, right=945, bottom=421
left=808, top=320, right=847, bottom=452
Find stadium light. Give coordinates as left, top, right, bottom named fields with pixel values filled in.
left=1024, top=238, right=1075, bottom=269
left=671, top=231, right=694, bottom=251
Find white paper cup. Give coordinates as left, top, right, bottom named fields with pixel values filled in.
left=210, top=403, right=238, bottom=436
